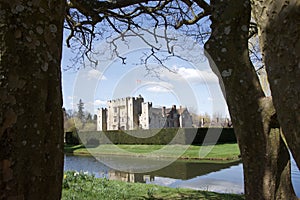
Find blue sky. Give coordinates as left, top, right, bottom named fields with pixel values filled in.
left=61, top=29, right=229, bottom=117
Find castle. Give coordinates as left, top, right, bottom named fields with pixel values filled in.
left=97, top=95, right=193, bottom=131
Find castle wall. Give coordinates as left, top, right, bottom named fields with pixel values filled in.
left=97, top=108, right=107, bottom=131
left=106, top=96, right=144, bottom=130
left=139, top=103, right=169, bottom=129
left=139, top=102, right=150, bottom=129
left=132, top=96, right=143, bottom=129
left=98, top=95, right=193, bottom=130
left=179, top=109, right=193, bottom=128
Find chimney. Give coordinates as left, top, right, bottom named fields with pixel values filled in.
left=179, top=106, right=183, bottom=114
left=162, top=106, right=166, bottom=117
left=172, top=105, right=176, bottom=112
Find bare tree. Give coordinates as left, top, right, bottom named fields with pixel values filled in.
left=205, top=1, right=296, bottom=199
left=1, top=0, right=299, bottom=199
left=252, top=0, right=300, bottom=170
left=64, top=1, right=299, bottom=199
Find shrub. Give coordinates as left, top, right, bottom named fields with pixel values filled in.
left=78, top=128, right=236, bottom=145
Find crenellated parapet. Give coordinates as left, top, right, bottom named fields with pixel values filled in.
left=97, top=95, right=193, bottom=131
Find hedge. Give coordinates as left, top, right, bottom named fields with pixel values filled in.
left=74, top=128, right=236, bottom=146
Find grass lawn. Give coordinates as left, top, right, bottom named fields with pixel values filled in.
left=64, top=143, right=240, bottom=161
left=62, top=171, right=244, bottom=200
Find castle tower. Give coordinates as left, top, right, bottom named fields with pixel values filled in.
left=106, top=95, right=144, bottom=130
left=97, top=108, right=107, bottom=131
left=139, top=102, right=152, bottom=129
left=132, top=95, right=144, bottom=129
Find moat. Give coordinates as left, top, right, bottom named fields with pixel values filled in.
left=64, top=154, right=300, bottom=196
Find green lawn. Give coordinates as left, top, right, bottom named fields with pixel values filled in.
left=62, top=171, right=244, bottom=200
left=64, top=143, right=240, bottom=161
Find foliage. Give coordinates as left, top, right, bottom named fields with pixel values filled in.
left=64, top=100, right=97, bottom=134
left=77, top=99, right=85, bottom=121
left=77, top=128, right=236, bottom=145
left=64, top=106, right=97, bottom=145
left=83, top=122, right=97, bottom=131
left=62, top=171, right=244, bottom=200
left=86, top=113, right=92, bottom=122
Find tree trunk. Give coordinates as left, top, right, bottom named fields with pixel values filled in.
left=205, top=0, right=297, bottom=199
left=0, top=1, right=65, bottom=199
left=252, top=0, right=300, bottom=170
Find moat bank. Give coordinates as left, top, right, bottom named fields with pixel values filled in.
left=62, top=170, right=244, bottom=200
left=64, top=154, right=300, bottom=197
left=64, top=143, right=241, bottom=161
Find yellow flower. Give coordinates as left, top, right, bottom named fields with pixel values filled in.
left=64, top=174, right=67, bottom=179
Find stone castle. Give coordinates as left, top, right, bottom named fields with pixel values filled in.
left=97, top=95, right=193, bottom=131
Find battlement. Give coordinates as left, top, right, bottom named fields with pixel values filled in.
left=107, top=95, right=144, bottom=103
left=97, top=95, right=192, bottom=130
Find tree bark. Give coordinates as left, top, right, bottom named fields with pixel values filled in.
left=252, top=0, right=300, bottom=170
left=0, top=1, right=65, bottom=199
left=205, top=0, right=297, bottom=199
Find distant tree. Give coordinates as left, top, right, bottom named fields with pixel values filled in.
left=83, top=112, right=97, bottom=131
left=93, top=114, right=97, bottom=121
left=63, top=107, right=68, bottom=121
left=82, top=122, right=97, bottom=131
left=199, top=113, right=211, bottom=127
left=86, top=113, right=92, bottom=122
left=64, top=118, right=74, bottom=133
left=66, top=109, right=75, bottom=119
left=77, top=99, right=85, bottom=121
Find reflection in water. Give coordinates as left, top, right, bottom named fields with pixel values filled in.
left=108, top=171, right=154, bottom=183
left=147, top=160, right=241, bottom=180
left=154, top=163, right=244, bottom=194
left=64, top=155, right=300, bottom=196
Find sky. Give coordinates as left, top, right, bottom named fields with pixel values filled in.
left=61, top=29, right=229, bottom=117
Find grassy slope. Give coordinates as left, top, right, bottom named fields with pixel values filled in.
left=64, top=143, right=240, bottom=161
left=62, top=171, right=244, bottom=200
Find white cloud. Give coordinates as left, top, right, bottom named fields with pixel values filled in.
left=69, top=101, right=76, bottom=108
left=143, top=81, right=174, bottom=93
left=94, top=99, right=107, bottom=106
left=87, top=69, right=107, bottom=80
left=67, top=95, right=79, bottom=101
left=147, top=86, right=171, bottom=93
left=175, top=67, right=200, bottom=82
left=145, top=81, right=174, bottom=88
left=162, top=66, right=218, bottom=84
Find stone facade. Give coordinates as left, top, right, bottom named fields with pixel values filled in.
left=97, top=95, right=143, bottom=131
left=97, top=95, right=193, bottom=131
left=139, top=102, right=167, bottom=129
left=97, top=108, right=107, bottom=131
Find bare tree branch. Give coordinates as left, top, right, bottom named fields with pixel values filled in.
left=65, top=0, right=211, bottom=69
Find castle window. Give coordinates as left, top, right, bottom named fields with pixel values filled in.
left=114, top=107, right=117, bottom=113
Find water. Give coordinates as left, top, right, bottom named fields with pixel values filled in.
left=292, top=158, right=300, bottom=197
left=64, top=155, right=300, bottom=196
